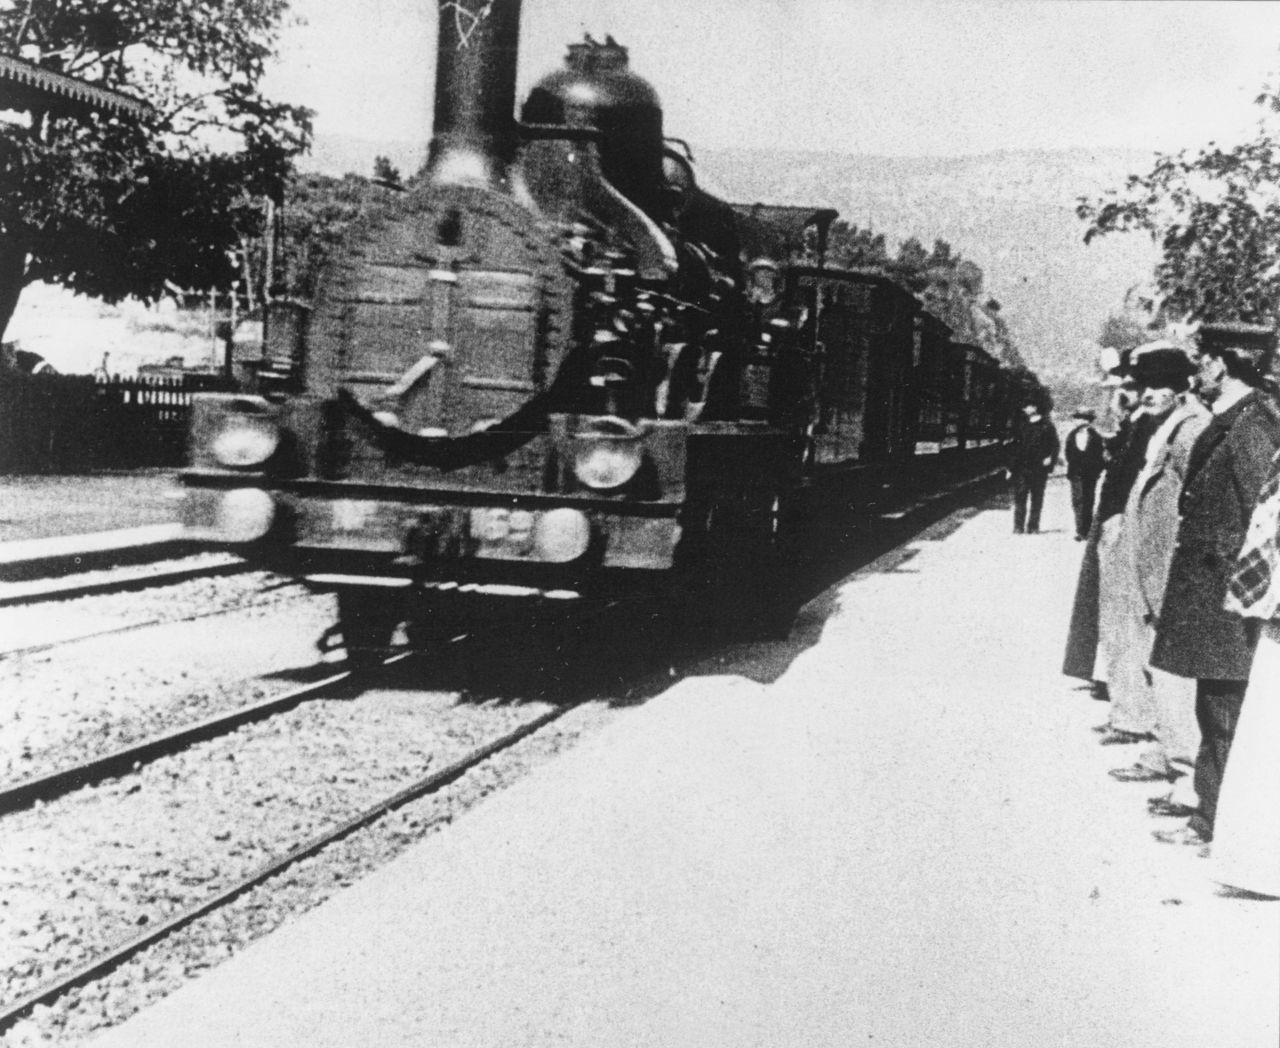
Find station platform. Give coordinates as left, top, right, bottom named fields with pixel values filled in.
left=90, top=479, right=1279, bottom=1048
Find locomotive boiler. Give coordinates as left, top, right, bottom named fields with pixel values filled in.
left=179, top=0, right=1020, bottom=662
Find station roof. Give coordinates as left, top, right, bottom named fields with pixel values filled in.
left=0, top=54, right=150, bottom=121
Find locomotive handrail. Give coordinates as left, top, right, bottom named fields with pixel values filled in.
left=516, top=121, right=605, bottom=143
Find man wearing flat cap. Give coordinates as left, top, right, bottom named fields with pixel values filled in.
left=1150, top=323, right=1280, bottom=847
left=1064, top=407, right=1104, bottom=540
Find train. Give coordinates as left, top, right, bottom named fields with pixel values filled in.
left=179, top=0, right=1037, bottom=661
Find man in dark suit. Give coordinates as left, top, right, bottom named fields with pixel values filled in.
left=1150, top=323, right=1280, bottom=847
left=1008, top=400, right=1060, bottom=534
left=1064, top=408, right=1105, bottom=540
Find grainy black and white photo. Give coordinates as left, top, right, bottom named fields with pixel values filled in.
left=2, top=1, right=1279, bottom=1044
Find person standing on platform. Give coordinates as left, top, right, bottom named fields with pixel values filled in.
left=1101, top=348, right=1209, bottom=805
left=1063, top=354, right=1140, bottom=697
left=1008, top=400, right=1060, bottom=534
left=1065, top=408, right=1105, bottom=540
left=1093, top=352, right=1167, bottom=742
left=1150, top=323, right=1280, bottom=849
left=1214, top=449, right=1280, bottom=896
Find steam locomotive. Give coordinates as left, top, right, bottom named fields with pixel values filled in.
left=180, top=0, right=1026, bottom=661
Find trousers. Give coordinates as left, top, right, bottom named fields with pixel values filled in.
left=1069, top=475, right=1099, bottom=539
left=1012, top=473, right=1048, bottom=533
left=1189, top=678, right=1247, bottom=840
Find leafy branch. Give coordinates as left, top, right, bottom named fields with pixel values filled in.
left=1077, top=64, right=1280, bottom=324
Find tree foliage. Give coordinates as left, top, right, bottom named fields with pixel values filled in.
left=372, top=154, right=403, bottom=190
left=0, top=0, right=313, bottom=340
left=1096, top=311, right=1152, bottom=353
left=824, top=223, right=1025, bottom=367
left=1077, top=72, right=1280, bottom=325
left=274, top=171, right=380, bottom=301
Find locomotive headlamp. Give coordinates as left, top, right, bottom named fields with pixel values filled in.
left=570, top=417, right=644, bottom=490
left=210, top=401, right=279, bottom=468
left=533, top=508, right=591, bottom=563
left=212, top=488, right=275, bottom=544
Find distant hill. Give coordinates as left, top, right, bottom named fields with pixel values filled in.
left=301, top=135, right=1164, bottom=396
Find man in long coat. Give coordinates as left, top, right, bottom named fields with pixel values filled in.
left=1150, top=323, right=1280, bottom=846
left=1062, top=365, right=1140, bottom=686
left=1103, top=348, right=1208, bottom=805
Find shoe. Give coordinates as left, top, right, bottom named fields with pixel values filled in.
left=1109, top=764, right=1174, bottom=783
left=1091, top=722, right=1111, bottom=733
left=1152, top=825, right=1211, bottom=847
left=1090, top=682, right=1110, bottom=702
left=1148, top=797, right=1199, bottom=818
left=1099, top=729, right=1154, bottom=746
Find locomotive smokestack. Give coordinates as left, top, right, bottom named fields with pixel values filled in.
left=427, top=0, right=523, bottom=187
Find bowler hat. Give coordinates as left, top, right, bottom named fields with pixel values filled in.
left=1196, top=322, right=1276, bottom=371
left=1129, top=347, right=1195, bottom=391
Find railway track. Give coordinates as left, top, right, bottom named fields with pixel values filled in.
left=0, top=482, right=1004, bottom=1043
left=0, top=553, right=250, bottom=609
left=0, top=666, right=356, bottom=815
left=0, top=652, right=586, bottom=1039
left=0, top=580, right=313, bottom=661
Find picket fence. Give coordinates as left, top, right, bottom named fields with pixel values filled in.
left=0, top=372, right=236, bottom=474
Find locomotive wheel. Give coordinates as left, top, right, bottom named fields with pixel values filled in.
left=335, top=588, right=402, bottom=668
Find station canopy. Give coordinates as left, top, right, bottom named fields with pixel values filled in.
left=0, top=54, right=150, bottom=121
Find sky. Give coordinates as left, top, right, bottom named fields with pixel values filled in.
left=263, top=0, right=1280, bottom=158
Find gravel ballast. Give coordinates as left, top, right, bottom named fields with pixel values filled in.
left=0, top=692, right=622, bottom=1047
left=0, top=582, right=334, bottom=783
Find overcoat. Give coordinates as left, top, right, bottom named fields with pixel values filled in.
left=1061, top=413, right=1153, bottom=680
left=1008, top=416, right=1060, bottom=478
left=1151, top=391, right=1280, bottom=681
left=1061, top=524, right=1100, bottom=680
left=1064, top=424, right=1105, bottom=481
left=1134, top=401, right=1211, bottom=622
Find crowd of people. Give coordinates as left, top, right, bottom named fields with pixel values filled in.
left=1044, top=324, right=1280, bottom=899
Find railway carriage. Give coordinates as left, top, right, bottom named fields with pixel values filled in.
left=179, top=0, right=1023, bottom=660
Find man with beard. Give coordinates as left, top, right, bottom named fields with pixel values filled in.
left=1101, top=348, right=1208, bottom=809
left=1092, top=347, right=1175, bottom=744
left=1150, top=324, right=1280, bottom=848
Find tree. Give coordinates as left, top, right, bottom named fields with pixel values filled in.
left=275, top=171, right=381, bottom=300
left=1097, top=312, right=1151, bottom=353
left=826, top=225, right=1026, bottom=366
left=0, top=0, right=313, bottom=341
left=372, top=154, right=403, bottom=190
left=1077, top=68, right=1280, bottom=324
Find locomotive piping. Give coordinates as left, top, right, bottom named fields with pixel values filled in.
left=337, top=386, right=551, bottom=471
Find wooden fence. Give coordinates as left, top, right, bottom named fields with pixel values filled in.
left=0, top=373, right=236, bottom=474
